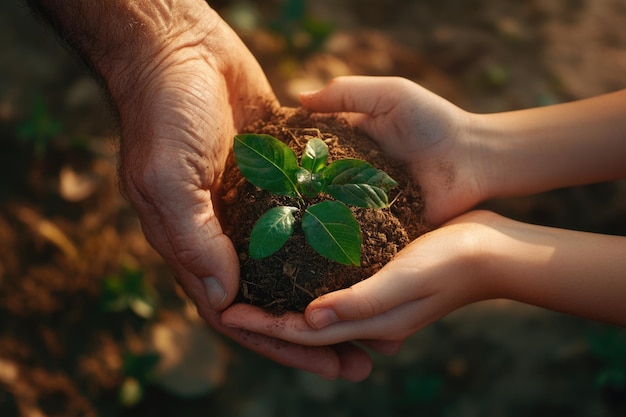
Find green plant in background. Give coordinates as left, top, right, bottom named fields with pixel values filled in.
left=17, top=97, right=63, bottom=156
left=588, top=328, right=626, bottom=390
left=99, top=269, right=163, bottom=407
left=118, top=350, right=161, bottom=407
left=401, top=374, right=444, bottom=406
left=233, top=133, right=397, bottom=266
left=100, top=267, right=159, bottom=319
left=268, top=0, right=333, bottom=55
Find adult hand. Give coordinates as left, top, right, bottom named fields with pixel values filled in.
left=299, top=76, right=488, bottom=226
left=113, top=6, right=375, bottom=380
left=28, top=0, right=375, bottom=380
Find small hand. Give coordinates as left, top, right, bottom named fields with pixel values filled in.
left=220, top=77, right=491, bottom=357
left=300, top=76, right=488, bottom=225
left=221, top=78, right=626, bottom=355
left=222, top=211, right=492, bottom=348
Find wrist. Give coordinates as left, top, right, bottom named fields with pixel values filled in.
left=423, top=211, right=506, bottom=306
left=447, top=211, right=515, bottom=302
left=29, top=0, right=218, bottom=104
left=468, top=212, right=558, bottom=304
left=93, top=1, right=219, bottom=107
left=467, top=91, right=626, bottom=199
left=463, top=113, right=513, bottom=202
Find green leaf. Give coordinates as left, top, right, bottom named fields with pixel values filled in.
left=99, top=269, right=158, bottom=318
left=301, top=138, right=329, bottom=173
left=249, top=206, right=298, bottom=259
left=326, top=183, right=391, bottom=209
left=302, top=201, right=361, bottom=266
left=296, top=167, right=326, bottom=198
left=234, top=134, right=300, bottom=197
left=325, top=159, right=398, bottom=190
left=323, top=159, right=398, bottom=208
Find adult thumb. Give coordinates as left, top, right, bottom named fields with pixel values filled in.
left=136, top=188, right=240, bottom=312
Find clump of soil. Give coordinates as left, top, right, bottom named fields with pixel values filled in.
left=221, top=107, right=430, bottom=313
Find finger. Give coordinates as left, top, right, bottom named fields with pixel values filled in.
left=216, top=304, right=373, bottom=380
left=332, top=342, right=373, bottom=382
left=141, top=237, right=366, bottom=381
left=202, top=307, right=345, bottom=379
left=223, top=297, right=438, bottom=345
left=305, top=247, right=431, bottom=329
left=299, top=76, right=411, bottom=115
left=133, top=186, right=239, bottom=311
left=222, top=303, right=405, bottom=346
left=222, top=304, right=321, bottom=341
left=298, top=76, right=418, bottom=159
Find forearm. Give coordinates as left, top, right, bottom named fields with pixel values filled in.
left=473, top=89, right=626, bottom=199
left=475, top=213, right=626, bottom=326
left=25, top=0, right=216, bottom=103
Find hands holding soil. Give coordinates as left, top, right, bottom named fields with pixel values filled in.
left=29, top=0, right=379, bottom=381
left=105, top=4, right=387, bottom=382
left=32, top=0, right=626, bottom=382
left=222, top=77, right=626, bottom=377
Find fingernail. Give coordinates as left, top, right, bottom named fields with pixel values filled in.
left=203, top=277, right=227, bottom=309
left=308, top=308, right=339, bottom=329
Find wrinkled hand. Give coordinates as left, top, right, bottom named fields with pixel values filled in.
left=114, top=7, right=371, bottom=380
left=299, top=76, right=488, bottom=226
left=222, top=211, right=492, bottom=347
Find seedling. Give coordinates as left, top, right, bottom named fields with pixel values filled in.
left=233, top=133, right=398, bottom=266
left=100, top=268, right=159, bottom=319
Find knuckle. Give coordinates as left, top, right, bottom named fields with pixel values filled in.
left=172, top=241, right=203, bottom=269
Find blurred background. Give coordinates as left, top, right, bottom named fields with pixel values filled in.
left=1, top=0, right=626, bottom=416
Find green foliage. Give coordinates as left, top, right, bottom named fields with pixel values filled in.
left=588, top=328, right=626, bottom=390
left=234, top=133, right=301, bottom=198
left=268, top=0, right=334, bottom=55
left=17, top=97, right=63, bottom=156
left=100, top=268, right=159, bottom=319
left=323, top=159, right=398, bottom=209
left=233, top=133, right=397, bottom=266
left=119, top=351, right=161, bottom=407
left=249, top=206, right=298, bottom=258
left=401, top=374, right=444, bottom=406
left=301, top=200, right=361, bottom=266
left=100, top=269, right=162, bottom=407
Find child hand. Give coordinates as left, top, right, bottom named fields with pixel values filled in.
left=221, top=210, right=493, bottom=346
left=299, top=76, right=488, bottom=225
left=222, top=209, right=626, bottom=346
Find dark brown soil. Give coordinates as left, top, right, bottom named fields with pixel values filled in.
left=221, top=107, right=430, bottom=313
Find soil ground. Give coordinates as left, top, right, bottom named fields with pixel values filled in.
left=1, top=1, right=626, bottom=416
